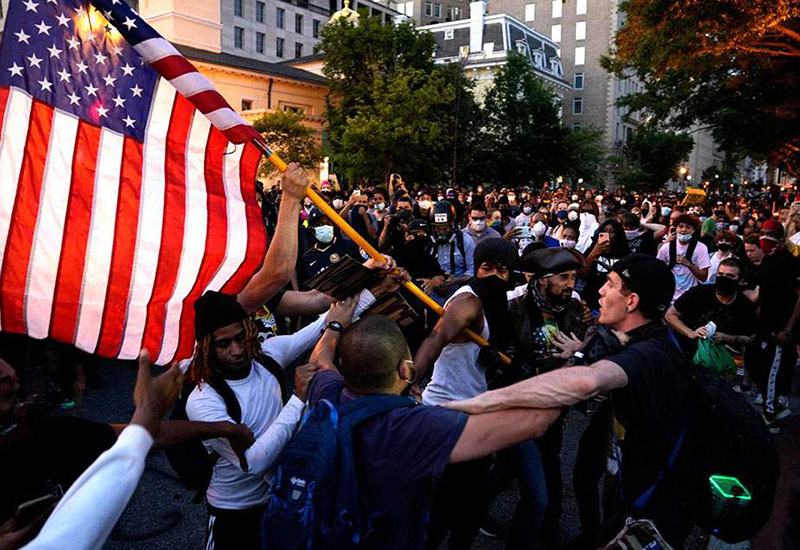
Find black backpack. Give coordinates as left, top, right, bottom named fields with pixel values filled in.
left=667, top=237, right=698, bottom=270
left=165, top=355, right=288, bottom=502
left=681, top=367, right=779, bottom=542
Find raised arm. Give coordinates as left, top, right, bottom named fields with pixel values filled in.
left=237, top=163, right=310, bottom=313
left=444, top=360, right=628, bottom=413
left=413, top=293, right=482, bottom=381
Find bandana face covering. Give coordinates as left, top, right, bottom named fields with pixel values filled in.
left=760, top=235, right=780, bottom=255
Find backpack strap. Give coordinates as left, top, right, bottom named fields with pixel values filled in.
left=257, top=353, right=290, bottom=405
left=336, top=394, right=416, bottom=429
left=668, top=237, right=699, bottom=270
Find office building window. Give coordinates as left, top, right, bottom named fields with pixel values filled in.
left=276, top=7, right=285, bottom=29
left=295, top=42, right=303, bottom=57
left=574, top=72, right=584, bottom=89
left=552, top=0, right=562, bottom=18
left=575, top=46, right=585, bottom=65
left=576, top=0, right=587, bottom=15
left=256, top=31, right=265, bottom=53
left=295, top=14, right=303, bottom=33
left=576, top=21, right=586, bottom=40
left=572, top=122, right=582, bottom=130
left=524, top=3, right=535, bottom=21
left=433, top=3, right=441, bottom=17
left=573, top=98, right=583, bottom=114
left=313, top=20, right=321, bottom=38
left=445, top=28, right=454, bottom=40
left=276, top=37, right=284, bottom=58
left=452, top=5, right=459, bottom=17
left=551, top=24, right=561, bottom=42
left=425, top=1, right=432, bottom=16
left=446, top=6, right=452, bottom=19
left=234, top=0, right=243, bottom=17
left=256, top=1, right=265, bottom=22
left=241, top=99, right=253, bottom=111
left=234, top=26, right=244, bottom=48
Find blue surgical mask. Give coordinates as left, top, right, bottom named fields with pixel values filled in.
left=314, top=225, right=334, bottom=244
left=677, top=232, right=693, bottom=243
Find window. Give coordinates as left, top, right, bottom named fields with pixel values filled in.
left=313, top=20, right=321, bottom=38
left=283, top=104, right=306, bottom=114
left=433, top=3, right=441, bottom=17
left=295, top=42, right=303, bottom=57
left=524, top=3, right=535, bottom=21
left=276, top=37, right=284, bottom=58
left=256, top=31, right=265, bottom=53
left=234, top=26, right=244, bottom=48
left=452, top=6, right=459, bottom=17
left=276, top=7, right=285, bottom=29
left=575, top=46, right=585, bottom=65
left=234, top=0, right=243, bottom=17
left=551, top=24, right=561, bottom=42
left=573, top=98, right=583, bottom=114
left=572, top=122, right=582, bottom=130
left=574, top=72, right=584, bottom=89
left=444, top=28, right=454, bottom=40
left=425, top=1, right=432, bottom=16
left=256, top=1, right=265, bottom=22
left=552, top=0, right=562, bottom=18
left=576, top=0, right=587, bottom=15
left=575, top=21, right=586, bottom=40
left=295, top=14, right=303, bottom=33
left=241, top=99, right=253, bottom=111
left=533, top=50, right=544, bottom=68
left=446, top=6, right=452, bottom=20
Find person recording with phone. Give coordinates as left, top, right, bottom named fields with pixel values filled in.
left=578, top=219, right=631, bottom=311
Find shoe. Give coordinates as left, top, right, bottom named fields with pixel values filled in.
left=774, top=405, right=792, bottom=421
left=754, top=393, right=764, bottom=405
left=59, top=398, right=76, bottom=410
left=479, top=515, right=504, bottom=538
left=762, top=410, right=782, bottom=434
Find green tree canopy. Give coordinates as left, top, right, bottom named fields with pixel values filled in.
left=614, top=127, right=694, bottom=191
left=563, top=126, right=607, bottom=186
left=252, top=110, right=321, bottom=179
left=482, top=53, right=567, bottom=186
left=603, top=0, right=800, bottom=176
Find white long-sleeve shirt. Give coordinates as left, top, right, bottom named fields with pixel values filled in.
left=186, top=289, right=377, bottom=509
left=23, top=425, right=153, bottom=550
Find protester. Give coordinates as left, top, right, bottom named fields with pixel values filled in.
left=462, top=202, right=503, bottom=246
left=656, top=214, right=711, bottom=303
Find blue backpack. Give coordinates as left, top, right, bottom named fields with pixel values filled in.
left=262, top=394, right=416, bottom=550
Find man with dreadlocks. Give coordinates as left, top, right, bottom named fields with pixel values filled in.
left=413, top=238, right=519, bottom=550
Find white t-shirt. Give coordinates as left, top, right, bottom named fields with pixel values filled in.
left=657, top=239, right=711, bottom=303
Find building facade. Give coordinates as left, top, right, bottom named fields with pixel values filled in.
left=392, top=0, right=470, bottom=26
left=421, top=1, right=569, bottom=102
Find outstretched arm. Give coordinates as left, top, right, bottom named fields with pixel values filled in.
left=238, top=163, right=310, bottom=313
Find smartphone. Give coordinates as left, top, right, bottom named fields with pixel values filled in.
left=16, top=486, right=62, bottom=525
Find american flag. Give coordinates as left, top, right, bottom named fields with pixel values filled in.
left=0, top=0, right=268, bottom=364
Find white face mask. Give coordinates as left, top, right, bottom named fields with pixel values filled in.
left=568, top=210, right=578, bottom=221
left=471, top=219, right=486, bottom=232
left=332, top=199, right=344, bottom=210
left=375, top=202, right=385, bottom=211
left=560, top=238, right=577, bottom=249
left=677, top=232, right=693, bottom=243
left=419, top=200, right=433, bottom=211
left=533, top=221, right=547, bottom=238
left=523, top=206, right=533, bottom=215
left=438, top=195, right=445, bottom=202
left=314, top=225, right=334, bottom=244
left=625, top=229, right=640, bottom=240
left=662, top=207, right=672, bottom=217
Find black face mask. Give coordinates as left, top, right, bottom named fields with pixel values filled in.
left=715, top=276, right=739, bottom=295
left=470, top=275, right=512, bottom=349
left=716, top=242, right=732, bottom=251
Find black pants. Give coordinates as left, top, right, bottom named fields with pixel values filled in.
left=746, top=338, right=797, bottom=415
left=573, top=403, right=612, bottom=539
left=425, top=457, right=492, bottom=550
left=537, top=413, right=564, bottom=539
left=205, top=503, right=265, bottom=550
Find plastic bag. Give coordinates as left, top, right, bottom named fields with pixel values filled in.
left=693, top=338, right=737, bottom=377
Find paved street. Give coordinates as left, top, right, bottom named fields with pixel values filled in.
left=50, top=359, right=788, bottom=550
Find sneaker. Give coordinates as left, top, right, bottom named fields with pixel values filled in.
left=761, top=411, right=782, bottom=434
left=479, top=515, right=504, bottom=538
left=754, top=393, right=764, bottom=405
left=774, top=405, right=792, bottom=421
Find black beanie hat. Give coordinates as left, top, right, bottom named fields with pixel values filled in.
left=610, top=254, right=675, bottom=320
left=194, top=291, right=248, bottom=341
left=473, top=238, right=518, bottom=275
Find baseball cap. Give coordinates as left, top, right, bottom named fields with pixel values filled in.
left=610, top=254, right=675, bottom=320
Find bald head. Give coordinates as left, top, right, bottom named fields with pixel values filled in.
left=339, top=316, right=411, bottom=394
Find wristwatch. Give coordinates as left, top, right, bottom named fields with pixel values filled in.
left=326, top=321, right=344, bottom=334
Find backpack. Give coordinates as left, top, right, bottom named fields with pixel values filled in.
left=262, top=394, right=416, bottom=549
left=165, top=354, right=288, bottom=502
left=667, top=237, right=698, bottom=270
left=681, top=367, right=779, bottom=542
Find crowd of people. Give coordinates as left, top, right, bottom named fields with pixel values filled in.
left=1, top=165, right=797, bottom=550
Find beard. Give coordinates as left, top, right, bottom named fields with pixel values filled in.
left=470, top=275, right=512, bottom=349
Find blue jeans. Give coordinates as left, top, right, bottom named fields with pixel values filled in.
left=487, top=438, right=548, bottom=549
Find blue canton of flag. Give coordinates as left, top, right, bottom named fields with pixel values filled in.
left=0, top=0, right=159, bottom=141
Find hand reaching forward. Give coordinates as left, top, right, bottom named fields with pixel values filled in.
left=131, top=351, right=183, bottom=438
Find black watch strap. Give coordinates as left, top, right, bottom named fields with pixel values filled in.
left=326, top=321, right=344, bottom=333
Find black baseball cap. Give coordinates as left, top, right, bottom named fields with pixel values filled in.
left=610, top=254, right=675, bottom=320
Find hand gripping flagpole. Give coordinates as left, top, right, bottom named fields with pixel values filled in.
left=254, top=139, right=510, bottom=365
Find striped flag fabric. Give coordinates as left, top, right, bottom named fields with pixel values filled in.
left=0, top=0, right=268, bottom=364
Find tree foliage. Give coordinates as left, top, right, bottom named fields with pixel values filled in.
left=613, top=127, right=694, bottom=190
left=252, top=110, right=321, bottom=179
left=482, top=53, right=567, bottom=186
left=603, top=0, right=800, bottom=176
left=563, top=126, right=607, bottom=186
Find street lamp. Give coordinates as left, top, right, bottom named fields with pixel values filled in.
left=686, top=175, right=692, bottom=181
left=679, top=166, right=688, bottom=176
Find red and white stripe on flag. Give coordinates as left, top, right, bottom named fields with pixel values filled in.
left=0, top=81, right=266, bottom=365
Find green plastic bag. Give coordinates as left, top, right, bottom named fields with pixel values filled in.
left=693, top=338, right=737, bottom=377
